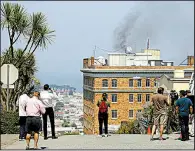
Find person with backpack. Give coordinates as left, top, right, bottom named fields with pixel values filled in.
left=97, top=93, right=110, bottom=137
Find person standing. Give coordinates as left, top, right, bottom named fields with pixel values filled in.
left=16, top=93, right=30, bottom=141
left=97, top=93, right=110, bottom=137
left=40, top=84, right=58, bottom=140
left=175, top=90, right=193, bottom=141
left=186, top=90, right=194, bottom=137
left=25, top=91, right=46, bottom=150
left=150, top=87, right=169, bottom=141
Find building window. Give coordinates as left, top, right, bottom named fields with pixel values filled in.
left=137, top=110, right=142, bottom=113
left=112, top=79, right=117, bottom=87
left=111, top=94, right=117, bottom=103
left=129, top=94, right=134, bottom=103
left=146, top=79, right=150, bottom=87
left=146, top=94, right=150, bottom=102
left=111, top=110, right=117, bottom=119
left=102, top=79, right=108, bottom=87
left=129, top=110, right=134, bottom=118
left=137, top=79, right=142, bottom=87
left=137, top=94, right=142, bottom=103
left=129, top=79, right=134, bottom=87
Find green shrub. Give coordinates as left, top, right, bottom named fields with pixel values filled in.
left=1, top=111, right=19, bottom=134
left=64, top=131, right=79, bottom=135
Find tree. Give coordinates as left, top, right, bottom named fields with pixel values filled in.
left=71, top=123, right=77, bottom=128
left=1, top=49, right=39, bottom=111
left=62, top=119, right=70, bottom=127
left=54, top=102, right=64, bottom=111
left=1, top=2, right=55, bottom=111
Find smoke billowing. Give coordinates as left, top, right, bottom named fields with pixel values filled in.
left=113, top=1, right=194, bottom=64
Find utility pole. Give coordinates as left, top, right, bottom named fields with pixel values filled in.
left=93, top=45, right=96, bottom=58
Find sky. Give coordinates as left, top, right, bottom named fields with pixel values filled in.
left=1, top=1, right=194, bottom=92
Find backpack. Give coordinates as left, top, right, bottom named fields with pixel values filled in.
left=99, top=101, right=108, bottom=113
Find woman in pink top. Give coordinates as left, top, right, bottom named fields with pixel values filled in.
left=25, top=91, right=45, bottom=150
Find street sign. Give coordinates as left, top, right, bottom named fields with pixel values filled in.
left=1, top=64, right=19, bottom=111
left=1, top=64, right=19, bottom=85
left=2, top=84, right=14, bottom=89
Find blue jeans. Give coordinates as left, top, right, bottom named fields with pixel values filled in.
left=19, top=116, right=26, bottom=139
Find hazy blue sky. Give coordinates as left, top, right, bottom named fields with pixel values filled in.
left=1, top=1, right=194, bottom=92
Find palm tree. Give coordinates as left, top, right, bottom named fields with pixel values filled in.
left=1, top=2, right=55, bottom=111
left=1, top=49, right=39, bottom=111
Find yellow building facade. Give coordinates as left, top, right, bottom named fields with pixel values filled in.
left=81, top=58, right=194, bottom=134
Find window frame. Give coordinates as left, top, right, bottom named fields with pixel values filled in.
left=129, top=94, right=134, bottom=103
left=129, top=110, right=134, bottom=119
left=137, top=94, right=142, bottom=103
left=111, top=79, right=117, bottom=88
left=102, top=79, right=108, bottom=87
left=111, top=110, right=118, bottom=119
left=129, top=79, right=134, bottom=87
left=146, top=94, right=150, bottom=102
left=111, top=94, right=117, bottom=103
left=146, top=79, right=150, bottom=87
left=137, top=79, right=142, bottom=87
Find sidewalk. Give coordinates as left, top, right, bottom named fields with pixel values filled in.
left=2, top=134, right=194, bottom=150
left=1, top=134, right=18, bottom=149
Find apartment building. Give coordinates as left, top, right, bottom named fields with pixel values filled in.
left=81, top=49, right=194, bottom=135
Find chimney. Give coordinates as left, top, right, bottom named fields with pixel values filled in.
left=91, top=57, right=94, bottom=66
left=187, top=56, right=194, bottom=66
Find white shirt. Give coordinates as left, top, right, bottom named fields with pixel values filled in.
left=16, top=94, right=29, bottom=116
left=40, top=90, right=58, bottom=108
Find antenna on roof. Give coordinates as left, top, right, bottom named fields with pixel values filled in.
left=125, top=46, right=132, bottom=54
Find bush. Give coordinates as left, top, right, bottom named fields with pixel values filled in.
left=64, top=131, right=79, bottom=135
left=1, top=111, right=19, bottom=134
left=117, top=120, right=141, bottom=134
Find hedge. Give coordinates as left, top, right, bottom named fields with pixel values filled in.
left=1, top=111, right=19, bottom=134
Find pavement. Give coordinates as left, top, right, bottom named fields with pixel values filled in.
left=2, top=134, right=194, bottom=150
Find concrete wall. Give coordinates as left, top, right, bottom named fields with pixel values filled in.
left=144, top=49, right=160, bottom=60
left=173, top=82, right=190, bottom=93
left=159, top=75, right=173, bottom=90
left=108, top=54, right=126, bottom=66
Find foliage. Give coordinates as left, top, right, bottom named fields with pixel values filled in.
left=1, top=2, right=55, bottom=111
left=165, top=106, right=180, bottom=133
left=64, top=131, right=79, bottom=135
left=1, top=49, right=38, bottom=111
left=117, top=120, right=140, bottom=134
left=62, top=120, right=70, bottom=127
left=1, top=111, right=19, bottom=134
left=79, top=117, right=83, bottom=125
left=71, top=122, right=77, bottom=128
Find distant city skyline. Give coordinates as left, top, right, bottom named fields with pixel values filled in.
left=1, top=1, right=194, bottom=92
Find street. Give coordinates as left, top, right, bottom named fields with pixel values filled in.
left=3, top=134, right=194, bottom=150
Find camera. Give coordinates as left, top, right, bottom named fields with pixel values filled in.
left=170, top=90, right=179, bottom=106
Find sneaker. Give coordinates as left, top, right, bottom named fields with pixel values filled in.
left=26, top=146, right=30, bottom=150
left=104, top=134, right=108, bottom=137
left=150, top=136, right=154, bottom=141
left=97, top=135, right=102, bottom=137
left=52, top=136, right=58, bottom=139
left=159, top=137, right=166, bottom=141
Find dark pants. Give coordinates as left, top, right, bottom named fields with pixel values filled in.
left=26, top=116, right=42, bottom=134
left=98, top=112, right=108, bottom=135
left=42, top=107, right=55, bottom=138
left=179, top=116, right=189, bottom=140
left=19, top=116, right=26, bottom=139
